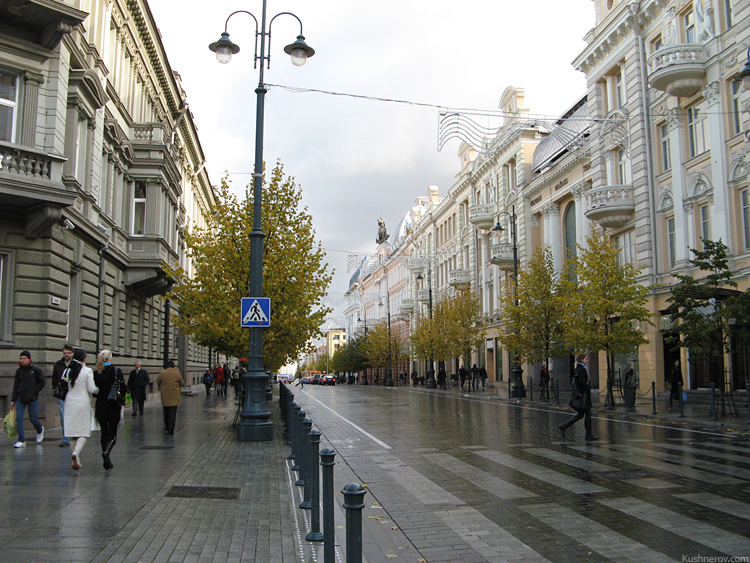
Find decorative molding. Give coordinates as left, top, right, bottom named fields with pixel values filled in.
left=701, top=81, right=720, bottom=106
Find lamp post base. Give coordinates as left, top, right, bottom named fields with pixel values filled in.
left=510, top=364, right=526, bottom=398
left=426, top=369, right=437, bottom=389
left=237, top=371, right=274, bottom=442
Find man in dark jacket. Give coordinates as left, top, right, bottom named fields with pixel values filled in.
left=557, top=353, right=597, bottom=442
left=127, top=361, right=150, bottom=416
left=51, top=344, right=74, bottom=447
left=667, top=359, right=683, bottom=407
left=10, top=350, right=46, bottom=448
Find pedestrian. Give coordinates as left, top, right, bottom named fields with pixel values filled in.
left=51, top=344, right=74, bottom=447
left=667, top=359, right=682, bottom=408
left=203, top=368, right=213, bottom=395
left=623, top=363, right=635, bottom=411
left=222, top=363, right=230, bottom=396
left=215, top=364, right=225, bottom=396
left=93, top=350, right=125, bottom=470
left=471, top=364, right=480, bottom=391
left=411, top=370, right=418, bottom=387
left=558, top=353, right=597, bottom=442
left=540, top=364, right=550, bottom=401
left=64, top=348, right=98, bottom=470
left=10, top=350, right=45, bottom=448
left=232, top=365, right=244, bottom=394
left=295, top=375, right=304, bottom=388
left=437, top=367, right=447, bottom=389
left=479, top=365, right=487, bottom=390
left=127, top=361, right=150, bottom=416
left=459, top=366, right=468, bottom=391
left=157, top=360, right=185, bottom=435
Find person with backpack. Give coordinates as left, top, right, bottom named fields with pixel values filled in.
left=203, top=369, right=213, bottom=396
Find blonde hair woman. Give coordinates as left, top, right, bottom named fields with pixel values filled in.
left=63, top=348, right=98, bottom=470
left=93, top=350, right=125, bottom=470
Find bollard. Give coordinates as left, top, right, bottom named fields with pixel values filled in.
left=300, top=418, right=313, bottom=508
left=292, top=404, right=302, bottom=466
left=529, top=377, right=533, bottom=401
left=295, top=409, right=306, bottom=483
left=651, top=381, right=657, bottom=415
left=284, top=389, right=295, bottom=445
left=555, top=379, right=560, bottom=405
left=678, top=382, right=685, bottom=418
left=508, top=379, right=511, bottom=398
left=306, top=429, right=323, bottom=541
left=342, top=483, right=367, bottom=563
left=710, top=382, right=717, bottom=421
left=288, top=401, right=299, bottom=461
left=321, top=448, right=336, bottom=563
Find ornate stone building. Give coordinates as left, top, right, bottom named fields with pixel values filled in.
left=0, top=0, right=217, bottom=425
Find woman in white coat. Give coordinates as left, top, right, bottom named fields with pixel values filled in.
left=63, top=348, right=99, bottom=470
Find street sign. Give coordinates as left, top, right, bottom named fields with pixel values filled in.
left=241, top=297, right=271, bottom=328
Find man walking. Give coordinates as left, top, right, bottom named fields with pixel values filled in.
left=127, top=361, right=150, bottom=416
left=51, top=344, right=74, bottom=447
left=557, top=353, right=597, bottom=442
left=10, top=351, right=46, bottom=448
left=157, top=360, right=184, bottom=435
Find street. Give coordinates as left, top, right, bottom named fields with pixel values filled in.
left=292, top=384, right=750, bottom=563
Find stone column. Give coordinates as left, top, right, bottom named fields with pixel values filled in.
left=542, top=203, right=562, bottom=272
left=702, top=81, right=729, bottom=243
left=20, top=71, right=44, bottom=147
left=667, top=107, right=689, bottom=268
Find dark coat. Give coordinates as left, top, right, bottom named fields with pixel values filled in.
left=12, top=363, right=45, bottom=403
left=573, top=363, right=592, bottom=409
left=668, top=365, right=683, bottom=388
left=94, top=365, right=125, bottom=420
left=127, top=368, right=150, bottom=400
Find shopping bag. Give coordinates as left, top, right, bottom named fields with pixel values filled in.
left=125, top=392, right=132, bottom=406
left=4, top=407, right=17, bottom=440
left=682, top=390, right=688, bottom=403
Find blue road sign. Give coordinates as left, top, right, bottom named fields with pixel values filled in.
left=241, top=297, right=271, bottom=328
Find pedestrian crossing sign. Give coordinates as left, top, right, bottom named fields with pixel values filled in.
left=241, top=298, right=271, bottom=328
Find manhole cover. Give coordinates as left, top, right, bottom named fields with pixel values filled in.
left=141, top=446, right=175, bottom=450
left=597, top=469, right=659, bottom=480
left=166, top=486, right=241, bottom=499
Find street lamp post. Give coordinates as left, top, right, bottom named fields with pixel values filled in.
left=380, top=292, right=394, bottom=387
left=493, top=205, right=525, bottom=398
left=416, top=266, right=436, bottom=389
left=209, top=4, right=314, bottom=441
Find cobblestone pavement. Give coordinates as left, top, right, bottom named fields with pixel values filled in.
left=292, top=384, right=750, bottom=563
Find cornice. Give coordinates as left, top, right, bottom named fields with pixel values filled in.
left=525, top=152, right=585, bottom=199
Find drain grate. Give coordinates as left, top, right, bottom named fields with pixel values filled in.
left=597, top=469, right=659, bottom=480
left=166, top=486, right=241, bottom=499
left=140, top=446, right=175, bottom=450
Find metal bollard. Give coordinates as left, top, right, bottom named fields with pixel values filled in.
left=321, top=448, right=336, bottom=563
left=288, top=402, right=299, bottom=461
left=306, top=429, right=323, bottom=541
left=300, top=418, right=313, bottom=509
left=508, top=379, right=511, bottom=398
left=710, top=382, right=717, bottom=421
left=555, top=379, right=560, bottom=405
left=678, top=382, right=685, bottom=418
left=284, top=389, right=295, bottom=444
left=529, top=377, right=533, bottom=401
left=295, top=409, right=306, bottom=483
left=651, top=381, right=657, bottom=415
left=342, top=483, right=367, bottom=563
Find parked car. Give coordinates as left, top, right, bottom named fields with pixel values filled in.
left=311, top=374, right=322, bottom=385
left=321, top=374, right=336, bottom=386
left=277, top=374, right=291, bottom=383
left=300, top=376, right=311, bottom=384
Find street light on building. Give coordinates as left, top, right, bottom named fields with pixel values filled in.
left=416, top=266, right=436, bottom=389
left=209, top=4, right=314, bottom=442
left=493, top=204, right=525, bottom=398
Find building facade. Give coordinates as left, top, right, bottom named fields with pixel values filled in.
left=0, top=0, right=217, bottom=427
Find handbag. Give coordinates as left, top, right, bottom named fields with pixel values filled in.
left=52, top=368, right=69, bottom=400
left=3, top=407, right=17, bottom=440
left=107, top=370, right=127, bottom=406
left=569, top=379, right=584, bottom=411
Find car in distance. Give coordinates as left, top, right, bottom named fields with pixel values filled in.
left=321, top=374, right=336, bottom=386
left=311, top=373, right=322, bottom=385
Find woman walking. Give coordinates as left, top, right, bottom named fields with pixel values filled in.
left=63, top=348, right=98, bottom=470
left=94, top=350, right=125, bottom=470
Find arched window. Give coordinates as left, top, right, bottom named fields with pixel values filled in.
left=564, top=202, right=577, bottom=261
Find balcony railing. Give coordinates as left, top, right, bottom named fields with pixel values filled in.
left=468, top=203, right=496, bottom=230
left=647, top=43, right=706, bottom=97
left=417, top=289, right=430, bottom=303
left=0, top=142, right=65, bottom=182
left=449, top=269, right=471, bottom=288
left=490, top=243, right=515, bottom=272
left=584, top=184, right=635, bottom=229
left=400, top=298, right=415, bottom=312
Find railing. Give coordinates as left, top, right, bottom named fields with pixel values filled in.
left=490, top=242, right=514, bottom=271
left=449, top=269, right=470, bottom=287
left=468, top=203, right=496, bottom=229
left=584, top=184, right=635, bottom=229
left=0, top=141, right=65, bottom=181
left=647, top=43, right=706, bottom=97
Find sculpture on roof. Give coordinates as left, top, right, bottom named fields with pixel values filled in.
left=376, top=217, right=389, bottom=244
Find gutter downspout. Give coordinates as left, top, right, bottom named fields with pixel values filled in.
left=628, top=1, right=659, bottom=281
left=95, top=243, right=108, bottom=354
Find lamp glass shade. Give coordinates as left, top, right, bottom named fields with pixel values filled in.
left=290, top=48, right=308, bottom=67
left=743, top=74, right=750, bottom=92
left=215, top=45, right=234, bottom=64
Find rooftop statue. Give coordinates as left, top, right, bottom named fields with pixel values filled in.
left=376, top=217, right=389, bottom=245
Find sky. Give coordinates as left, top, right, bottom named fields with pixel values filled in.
left=148, top=0, right=594, bottom=328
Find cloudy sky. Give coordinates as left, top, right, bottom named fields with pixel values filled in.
left=148, top=0, right=594, bottom=326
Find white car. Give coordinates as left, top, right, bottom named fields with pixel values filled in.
left=277, top=374, right=292, bottom=383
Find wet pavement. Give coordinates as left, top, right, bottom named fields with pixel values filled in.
left=1, top=382, right=749, bottom=562
left=292, top=383, right=750, bottom=563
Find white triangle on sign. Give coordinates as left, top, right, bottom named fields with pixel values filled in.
left=243, top=300, right=269, bottom=324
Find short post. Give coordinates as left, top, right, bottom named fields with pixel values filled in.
left=284, top=389, right=294, bottom=444
left=651, top=381, right=657, bottom=415
left=555, top=379, right=560, bottom=405
left=321, top=448, right=336, bottom=563
left=528, top=376, right=533, bottom=401
left=710, top=382, right=717, bottom=421
left=604, top=377, right=613, bottom=410
left=678, top=381, right=685, bottom=418
left=508, top=379, right=511, bottom=398
left=295, top=409, right=306, bottom=484
left=342, top=483, right=367, bottom=563
left=288, top=401, right=298, bottom=461
left=300, top=418, right=313, bottom=508
left=306, top=429, right=323, bottom=541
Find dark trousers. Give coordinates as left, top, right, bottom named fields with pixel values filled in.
left=163, top=405, right=178, bottom=432
left=97, top=408, right=121, bottom=452
left=560, top=406, right=593, bottom=437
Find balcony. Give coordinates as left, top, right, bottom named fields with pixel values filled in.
left=647, top=44, right=707, bottom=97
left=417, top=289, right=431, bottom=303
left=400, top=298, right=415, bottom=313
left=123, top=237, right=178, bottom=296
left=584, top=184, right=635, bottom=229
left=468, top=203, right=496, bottom=230
left=449, top=269, right=471, bottom=288
left=490, top=243, right=515, bottom=272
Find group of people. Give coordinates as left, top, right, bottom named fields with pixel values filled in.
left=203, top=363, right=244, bottom=397
left=11, top=346, right=185, bottom=471
left=459, top=364, right=487, bottom=391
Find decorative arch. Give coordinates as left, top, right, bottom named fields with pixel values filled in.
left=688, top=173, right=713, bottom=198
left=658, top=190, right=674, bottom=214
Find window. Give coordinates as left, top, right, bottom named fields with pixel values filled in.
left=687, top=103, right=708, bottom=158
left=616, top=149, right=629, bottom=184
left=660, top=123, right=672, bottom=172
left=0, top=70, right=18, bottom=142
left=615, top=230, right=636, bottom=267
left=742, top=189, right=750, bottom=250
left=699, top=204, right=711, bottom=245
left=667, top=217, right=676, bottom=268
left=0, top=251, right=14, bottom=342
left=650, top=35, right=663, bottom=54
left=564, top=202, right=577, bottom=261
left=615, top=70, right=625, bottom=107
left=725, top=0, right=734, bottom=28
left=684, top=10, right=695, bottom=43
left=133, top=182, right=146, bottom=236
left=731, top=80, right=742, bottom=136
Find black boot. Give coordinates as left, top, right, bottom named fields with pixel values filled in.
left=102, top=439, right=116, bottom=470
